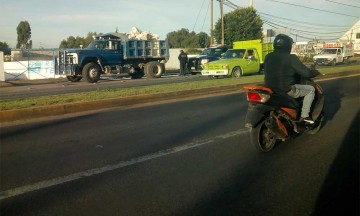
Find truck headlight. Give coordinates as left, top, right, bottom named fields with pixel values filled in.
left=201, top=59, right=209, bottom=64
left=222, top=65, right=229, bottom=69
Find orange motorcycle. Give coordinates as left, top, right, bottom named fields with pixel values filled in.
left=244, top=78, right=324, bottom=152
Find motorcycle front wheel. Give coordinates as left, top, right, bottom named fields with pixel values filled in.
left=250, top=119, right=277, bottom=152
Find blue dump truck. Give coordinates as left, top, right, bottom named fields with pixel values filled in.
left=55, top=33, right=169, bottom=83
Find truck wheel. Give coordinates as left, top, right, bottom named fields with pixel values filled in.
left=82, top=62, right=101, bottom=83
left=332, top=59, right=336, bottom=66
left=66, top=75, right=82, bottom=82
left=144, top=62, right=164, bottom=78
left=231, top=67, right=242, bottom=78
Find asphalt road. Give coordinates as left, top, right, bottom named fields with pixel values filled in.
left=0, top=76, right=359, bottom=216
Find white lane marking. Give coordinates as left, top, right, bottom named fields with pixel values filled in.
left=0, top=129, right=249, bottom=200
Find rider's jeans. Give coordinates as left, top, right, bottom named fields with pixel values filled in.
left=287, top=84, right=315, bottom=118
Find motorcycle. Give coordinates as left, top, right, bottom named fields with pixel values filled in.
left=244, top=78, right=324, bottom=152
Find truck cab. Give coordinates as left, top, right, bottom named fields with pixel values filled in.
left=201, top=39, right=273, bottom=78
left=313, top=48, right=343, bottom=65
left=83, top=40, right=123, bottom=68
left=201, top=48, right=261, bottom=77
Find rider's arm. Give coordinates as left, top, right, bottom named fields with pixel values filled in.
left=290, top=55, right=321, bottom=78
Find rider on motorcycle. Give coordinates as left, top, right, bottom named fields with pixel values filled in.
left=264, top=34, right=321, bottom=124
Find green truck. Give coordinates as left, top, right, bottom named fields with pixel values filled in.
left=201, top=39, right=273, bottom=78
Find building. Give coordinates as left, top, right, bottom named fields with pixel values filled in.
left=339, top=19, right=360, bottom=55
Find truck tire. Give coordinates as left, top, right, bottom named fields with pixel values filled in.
left=66, top=75, right=82, bottom=82
left=332, top=59, right=336, bottom=66
left=82, top=62, right=101, bottom=83
left=231, top=67, right=242, bottom=78
left=144, top=61, right=164, bottom=78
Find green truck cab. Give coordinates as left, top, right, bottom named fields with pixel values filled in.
left=201, top=39, right=273, bottom=78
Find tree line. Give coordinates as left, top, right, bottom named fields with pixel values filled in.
left=0, top=7, right=263, bottom=51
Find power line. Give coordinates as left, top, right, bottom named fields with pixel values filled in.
left=266, top=0, right=360, bottom=18
left=201, top=0, right=211, bottom=32
left=259, top=11, right=351, bottom=28
left=193, top=0, right=207, bottom=32
left=324, top=0, right=360, bottom=9
left=218, top=0, right=356, bottom=41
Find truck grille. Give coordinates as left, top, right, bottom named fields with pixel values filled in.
left=55, top=51, right=77, bottom=75
left=207, top=64, right=223, bottom=70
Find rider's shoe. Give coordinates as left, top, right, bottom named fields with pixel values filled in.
left=301, top=117, right=314, bottom=124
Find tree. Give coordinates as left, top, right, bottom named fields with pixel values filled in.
left=167, top=29, right=209, bottom=48
left=197, top=32, right=210, bottom=48
left=0, top=41, right=9, bottom=50
left=59, top=32, right=97, bottom=48
left=16, top=21, right=32, bottom=49
left=214, top=7, right=263, bottom=45
left=0, top=41, right=11, bottom=55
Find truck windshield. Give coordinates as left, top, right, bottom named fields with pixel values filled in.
left=321, top=49, right=337, bottom=54
left=223, top=49, right=245, bottom=59
left=201, top=48, right=223, bottom=56
left=87, top=41, right=106, bottom=50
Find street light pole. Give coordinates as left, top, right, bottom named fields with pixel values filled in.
left=220, top=0, right=224, bottom=45
left=210, top=0, right=213, bottom=45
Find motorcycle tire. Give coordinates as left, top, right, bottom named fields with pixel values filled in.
left=250, top=119, right=277, bottom=152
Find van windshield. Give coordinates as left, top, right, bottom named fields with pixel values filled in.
left=321, top=49, right=337, bottom=54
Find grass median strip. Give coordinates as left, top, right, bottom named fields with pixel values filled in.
left=0, top=64, right=359, bottom=111
left=0, top=75, right=263, bottom=111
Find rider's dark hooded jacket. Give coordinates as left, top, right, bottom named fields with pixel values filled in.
left=264, top=50, right=320, bottom=93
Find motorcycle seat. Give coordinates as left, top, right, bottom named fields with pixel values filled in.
left=272, top=91, right=301, bottom=109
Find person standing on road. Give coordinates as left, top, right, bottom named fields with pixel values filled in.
left=178, top=50, right=188, bottom=76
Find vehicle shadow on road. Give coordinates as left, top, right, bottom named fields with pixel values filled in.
left=0, top=113, right=99, bottom=140
left=321, top=84, right=344, bottom=127
left=311, top=111, right=359, bottom=216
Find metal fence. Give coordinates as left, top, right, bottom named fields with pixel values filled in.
left=3, top=49, right=61, bottom=81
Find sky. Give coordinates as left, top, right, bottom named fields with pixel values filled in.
left=0, top=0, right=359, bottom=48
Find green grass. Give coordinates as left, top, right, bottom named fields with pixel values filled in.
left=0, top=65, right=358, bottom=111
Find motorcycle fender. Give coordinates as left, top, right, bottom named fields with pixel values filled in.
left=245, top=103, right=273, bottom=128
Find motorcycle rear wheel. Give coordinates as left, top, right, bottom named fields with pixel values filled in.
left=250, top=120, right=277, bottom=152
left=307, top=115, right=324, bottom=135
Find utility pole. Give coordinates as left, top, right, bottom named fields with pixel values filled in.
left=250, top=0, right=253, bottom=7
left=210, top=0, right=213, bottom=45
left=220, top=0, right=224, bottom=45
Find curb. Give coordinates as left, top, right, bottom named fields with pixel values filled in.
left=1, top=70, right=359, bottom=123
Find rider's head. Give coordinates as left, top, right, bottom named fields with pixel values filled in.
left=273, top=34, right=293, bottom=53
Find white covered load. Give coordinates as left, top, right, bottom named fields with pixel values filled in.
left=128, top=27, right=160, bottom=41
